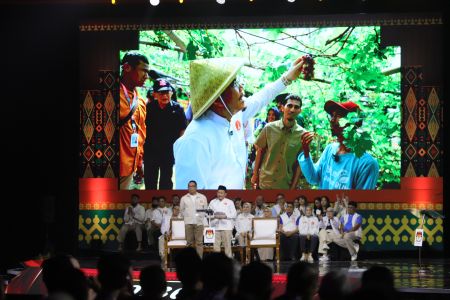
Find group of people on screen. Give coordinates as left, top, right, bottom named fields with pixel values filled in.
left=118, top=51, right=379, bottom=191
left=118, top=183, right=363, bottom=263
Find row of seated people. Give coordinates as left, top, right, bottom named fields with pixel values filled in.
left=37, top=251, right=398, bottom=300
left=117, top=184, right=362, bottom=263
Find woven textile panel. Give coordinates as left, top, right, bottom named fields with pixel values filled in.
left=401, top=66, right=442, bottom=177
left=80, top=71, right=119, bottom=178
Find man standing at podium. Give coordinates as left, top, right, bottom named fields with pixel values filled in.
left=208, top=185, right=237, bottom=258
left=180, top=180, right=208, bottom=257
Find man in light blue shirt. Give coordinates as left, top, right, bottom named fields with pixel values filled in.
left=298, top=100, right=379, bottom=189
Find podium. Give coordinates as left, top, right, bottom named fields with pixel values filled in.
left=196, top=208, right=215, bottom=245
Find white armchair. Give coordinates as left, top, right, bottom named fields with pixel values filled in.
left=246, top=217, right=280, bottom=265
left=164, top=219, right=187, bottom=268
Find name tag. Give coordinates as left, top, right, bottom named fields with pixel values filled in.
left=130, top=133, right=138, bottom=148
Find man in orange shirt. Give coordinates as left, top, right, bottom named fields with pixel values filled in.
left=119, top=52, right=150, bottom=190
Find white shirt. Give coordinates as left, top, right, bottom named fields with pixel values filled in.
left=174, top=79, right=287, bottom=189
left=235, top=213, right=254, bottom=234
left=180, top=192, right=208, bottom=225
left=271, top=203, right=287, bottom=217
left=319, top=216, right=340, bottom=235
left=208, top=198, right=237, bottom=231
left=244, top=119, right=255, bottom=144
left=279, top=212, right=299, bottom=233
left=254, top=206, right=265, bottom=218
left=151, top=208, right=164, bottom=225
left=298, top=215, right=320, bottom=236
left=123, top=204, right=145, bottom=225
left=144, top=208, right=153, bottom=229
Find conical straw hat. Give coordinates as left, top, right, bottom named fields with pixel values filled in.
left=190, top=57, right=244, bottom=119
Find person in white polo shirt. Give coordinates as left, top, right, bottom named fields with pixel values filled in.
left=235, top=202, right=254, bottom=246
left=298, top=206, right=320, bottom=263
left=180, top=180, right=208, bottom=257
left=208, top=185, right=237, bottom=258
left=278, top=202, right=300, bottom=261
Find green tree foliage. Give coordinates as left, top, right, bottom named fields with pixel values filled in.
left=131, top=26, right=401, bottom=189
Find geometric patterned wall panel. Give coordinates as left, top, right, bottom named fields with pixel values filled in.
left=401, top=66, right=443, bottom=177
left=80, top=71, right=119, bottom=178
left=78, top=204, right=443, bottom=252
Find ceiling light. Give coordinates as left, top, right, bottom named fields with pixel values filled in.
left=150, top=0, right=160, bottom=6
left=217, top=0, right=226, bottom=4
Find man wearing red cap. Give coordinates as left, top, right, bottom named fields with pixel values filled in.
left=144, top=78, right=187, bottom=190
left=298, top=100, right=379, bottom=189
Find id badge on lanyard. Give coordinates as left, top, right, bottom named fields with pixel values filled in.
left=130, top=122, right=138, bottom=148
left=122, top=84, right=139, bottom=148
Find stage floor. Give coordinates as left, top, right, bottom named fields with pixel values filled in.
left=75, top=256, right=450, bottom=291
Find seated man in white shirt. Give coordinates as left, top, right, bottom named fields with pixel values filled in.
left=318, top=207, right=341, bottom=262
left=235, top=202, right=254, bottom=246
left=298, top=206, right=320, bottom=263
left=333, top=201, right=362, bottom=261
left=117, top=194, right=146, bottom=251
left=271, top=193, right=287, bottom=217
left=208, top=185, right=237, bottom=258
left=149, top=197, right=170, bottom=252
left=278, top=203, right=300, bottom=261
left=144, top=197, right=158, bottom=248
left=252, top=195, right=266, bottom=218
left=158, top=205, right=182, bottom=258
left=171, top=194, right=181, bottom=207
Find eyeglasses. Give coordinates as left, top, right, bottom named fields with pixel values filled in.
left=231, top=77, right=244, bottom=89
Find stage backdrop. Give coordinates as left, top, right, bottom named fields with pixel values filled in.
left=79, top=16, right=443, bottom=252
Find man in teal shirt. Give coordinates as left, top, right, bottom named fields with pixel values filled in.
left=298, top=100, right=379, bottom=189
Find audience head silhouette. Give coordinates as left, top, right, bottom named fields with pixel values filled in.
left=97, top=253, right=132, bottom=293
left=238, top=261, right=273, bottom=300
left=140, top=265, right=167, bottom=300
left=285, top=262, right=318, bottom=300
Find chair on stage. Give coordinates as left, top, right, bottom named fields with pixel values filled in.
left=164, top=219, right=187, bottom=268
left=246, top=217, right=280, bottom=265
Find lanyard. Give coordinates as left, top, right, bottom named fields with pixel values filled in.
left=121, top=83, right=138, bottom=131
left=121, top=83, right=138, bottom=108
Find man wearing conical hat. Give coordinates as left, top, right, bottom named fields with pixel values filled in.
left=173, top=57, right=308, bottom=189
left=299, top=100, right=379, bottom=189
